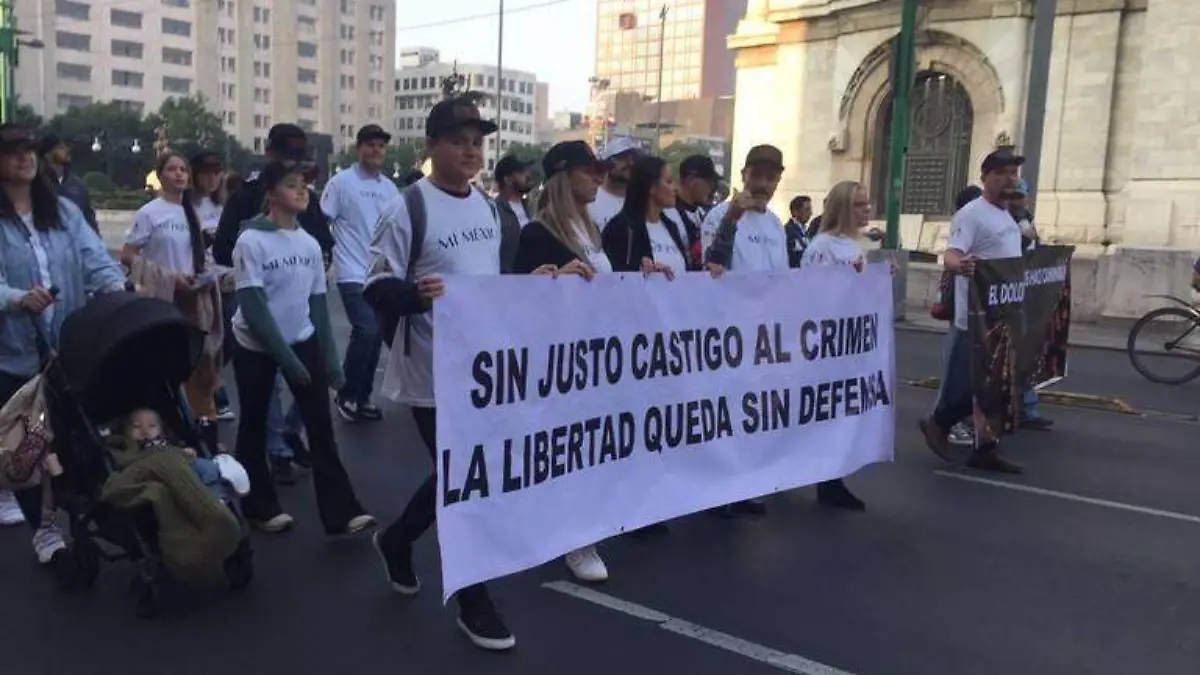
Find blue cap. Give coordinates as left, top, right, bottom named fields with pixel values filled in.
left=1014, top=179, right=1029, bottom=196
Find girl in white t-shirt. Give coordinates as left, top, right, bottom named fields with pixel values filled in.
left=798, top=180, right=879, bottom=511
left=601, top=155, right=688, bottom=277
left=230, top=159, right=373, bottom=535
left=121, top=152, right=223, bottom=447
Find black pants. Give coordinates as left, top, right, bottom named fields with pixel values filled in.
left=933, top=328, right=974, bottom=431
left=233, top=337, right=364, bottom=531
left=382, top=406, right=490, bottom=608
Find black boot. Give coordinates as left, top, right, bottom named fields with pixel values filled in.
left=817, top=479, right=865, bottom=511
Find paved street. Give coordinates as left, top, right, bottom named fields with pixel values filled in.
left=2, top=318, right=1198, bottom=675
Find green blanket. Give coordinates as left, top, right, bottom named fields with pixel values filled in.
left=101, top=442, right=242, bottom=586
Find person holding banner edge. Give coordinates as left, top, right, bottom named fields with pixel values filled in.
left=602, top=154, right=687, bottom=278
left=366, top=95, right=559, bottom=652
left=918, top=149, right=1025, bottom=474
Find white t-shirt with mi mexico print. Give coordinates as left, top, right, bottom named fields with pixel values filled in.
left=370, top=178, right=502, bottom=407
left=231, top=226, right=326, bottom=351
left=126, top=197, right=195, bottom=274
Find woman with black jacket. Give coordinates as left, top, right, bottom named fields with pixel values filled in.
left=601, top=155, right=687, bottom=277
left=513, top=141, right=610, bottom=277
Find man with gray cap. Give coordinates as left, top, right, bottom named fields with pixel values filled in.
left=588, top=136, right=640, bottom=230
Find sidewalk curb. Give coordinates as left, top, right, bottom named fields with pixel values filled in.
left=895, top=319, right=1127, bottom=354
left=899, top=377, right=1139, bottom=415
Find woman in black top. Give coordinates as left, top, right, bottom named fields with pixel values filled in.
left=515, top=141, right=609, bottom=278
left=601, top=155, right=686, bottom=276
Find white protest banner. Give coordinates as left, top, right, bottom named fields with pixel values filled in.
left=432, top=266, right=896, bottom=600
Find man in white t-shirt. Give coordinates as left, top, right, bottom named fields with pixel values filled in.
left=321, top=124, right=401, bottom=423
left=919, top=149, right=1025, bottom=474
left=365, top=95, right=518, bottom=653
left=587, top=136, right=640, bottom=230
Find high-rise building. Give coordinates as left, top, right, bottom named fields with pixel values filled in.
left=392, top=49, right=548, bottom=177
left=15, top=0, right=396, bottom=153
left=593, top=0, right=742, bottom=102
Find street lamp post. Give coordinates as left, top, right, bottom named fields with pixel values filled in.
left=653, top=4, right=667, bottom=153
left=495, top=0, right=505, bottom=171
left=1021, top=0, right=1058, bottom=206
left=883, top=0, right=918, bottom=251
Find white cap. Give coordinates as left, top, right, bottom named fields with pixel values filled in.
left=599, top=137, right=641, bottom=161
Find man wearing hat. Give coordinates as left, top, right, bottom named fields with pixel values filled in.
left=320, top=124, right=400, bottom=423
left=38, top=133, right=97, bottom=232
left=664, top=154, right=720, bottom=269
left=919, top=148, right=1027, bottom=474
left=588, top=136, right=641, bottom=230
left=493, top=154, right=534, bottom=229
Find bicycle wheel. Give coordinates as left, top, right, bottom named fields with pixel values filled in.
left=1126, top=306, right=1200, bottom=384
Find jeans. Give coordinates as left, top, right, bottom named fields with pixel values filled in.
left=337, top=282, right=383, bottom=406
left=1022, top=388, right=1040, bottom=421
left=232, top=337, right=365, bottom=530
left=932, top=326, right=958, bottom=412
left=267, top=375, right=302, bottom=460
left=933, top=329, right=974, bottom=432
left=380, top=406, right=490, bottom=608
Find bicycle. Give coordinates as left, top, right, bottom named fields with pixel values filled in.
left=1126, top=294, right=1200, bottom=384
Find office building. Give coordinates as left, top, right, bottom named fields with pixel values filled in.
left=392, top=48, right=549, bottom=176
left=593, top=0, right=742, bottom=102
left=15, top=0, right=396, bottom=153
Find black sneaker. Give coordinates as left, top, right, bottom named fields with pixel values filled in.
left=334, top=397, right=360, bottom=422
left=817, top=479, right=866, bottom=511
left=271, top=458, right=299, bottom=486
left=730, top=498, right=767, bottom=516
left=457, top=594, right=516, bottom=651
left=372, top=530, right=420, bottom=595
left=284, top=432, right=311, bottom=469
left=358, top=403, right=383, bottom=422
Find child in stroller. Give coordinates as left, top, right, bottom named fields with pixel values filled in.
left=47, top=290, right=256, bottom=616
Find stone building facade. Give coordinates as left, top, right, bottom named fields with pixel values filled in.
left=727, top=0, right=1200, bottom=251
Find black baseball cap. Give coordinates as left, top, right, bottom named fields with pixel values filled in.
left=679, top=154, right=720, bottom=183
left=191, top=151, right=223, bottom=174
left=266, top=123, right=308, bottom=161
left=494, top=154, right=533, bottom=183
left=426, top=95, right=498, bottom=139
left=0, top=124, right=37, bottom=155
left=542, top=141, right=609, bottom=179
left=981, top=148, right=1024, bottom=174
left=356, top=124, right=391, bottom=145
left=36, top=132, right=65, bottom=157
left=744, top=144, right=784, bottom=172
left=258, top=158, right=315, bottom=191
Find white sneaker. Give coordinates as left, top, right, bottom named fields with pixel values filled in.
left=213, top=454, right=251, bottom=496
left=949, top=423, right=975, bottom=447
left=565, top=545, right=609, bottom=583
left=346, top=514, right=377, bottom=535
left=33, top=522, right=67, bottom=564
left=0, top=491, right=25, bottom=526
left=252, top=513, right=295, bottom=533
left=216, top=407, right=237, bottom=422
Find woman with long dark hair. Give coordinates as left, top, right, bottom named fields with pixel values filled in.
left=190, top=152, right=236, bottom=421
left=0, top=123, right=126, bottom=578
left=601, top=155, right=687, bottom=276
left=120, top=152, right=223, bottom=450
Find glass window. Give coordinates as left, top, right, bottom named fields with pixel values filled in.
left=111, top=9, right=142, bottom=28
left=56, top=62, right=91, bottom=81
left=162, top=18, right=191, bottom=36
left=55, top=31, right=90, bottom=51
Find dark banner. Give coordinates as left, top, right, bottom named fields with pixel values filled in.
left=968, top=245, right=1074, bottom=441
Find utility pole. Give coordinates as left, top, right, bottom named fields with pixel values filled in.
left=653, top=4, right=667, bottom=153
left=1020, top=0, right=1057, bottom=206
left=0, top=0, right=15, bottom=123
left=883, top=0, right=918, bottom=251
left=495, top=0, right=504, bottom=171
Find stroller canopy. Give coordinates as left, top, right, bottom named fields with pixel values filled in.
left=58, top=292, right=204, bottom=420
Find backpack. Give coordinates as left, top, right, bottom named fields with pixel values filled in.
left=363, top=183, right=502, bottom=355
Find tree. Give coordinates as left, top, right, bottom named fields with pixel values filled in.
left=660, top=142, right=713, bottom=176
left=42, top=101, right=154, bottom=188
left=504, top=142, right=547, bottom=181
left=13, top=103, right=42, bottom=131
left=145, top=95, right=252, bottom=170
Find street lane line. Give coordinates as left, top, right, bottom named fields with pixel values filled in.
left=934, top=471, right=1200, bottom=524
left=542, top=580, right=857, bottom=675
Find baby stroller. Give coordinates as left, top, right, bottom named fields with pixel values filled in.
left=45, top=291, right=254, bottom=617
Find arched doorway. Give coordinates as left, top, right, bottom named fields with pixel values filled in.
left=871, top=71, right=974, bottom=219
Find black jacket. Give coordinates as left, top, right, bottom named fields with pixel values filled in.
left=54, top=169, right=98, bottom=233
left=601, top=211, right=687, bottom=272
left=513, top=220, right=582, bottom=274
left=212, top=177, right=333, bottom=266
left=672, top=198, right=705, bottom=270
left=784, top=218, right=809, bottom=268
left=493, top=199, right=524, bottom=274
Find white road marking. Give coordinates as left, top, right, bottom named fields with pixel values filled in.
left=542, top=581, right=858, bottom=675
left=934, top=471, right=1200, bottom=525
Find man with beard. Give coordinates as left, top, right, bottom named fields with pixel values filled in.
left=493, top=154, right=534, bottom=228
left=664, top=154, right=719, bottom=269
left=588, top=136, right=640, bottom=230
left=38, top=133, right=98, bottom=232
left=321, top=124, right=400, bottom=423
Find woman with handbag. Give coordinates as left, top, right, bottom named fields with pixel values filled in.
left=0, top=123, right=126, bottom=580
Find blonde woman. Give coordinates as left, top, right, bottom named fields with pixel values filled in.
left=798, top=180, right=878, bottom=511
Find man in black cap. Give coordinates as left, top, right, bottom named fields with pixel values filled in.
left=664, top=154, right=719, bottom=269
left=493, top=154, right=534, bottom=229
left=38, top=133, right=97, bottom=232
left=368, top=94, right=528, bottom=653
left=919, top=148, right=1026, bottom=474
left=319, top=124, right=400, bottom=423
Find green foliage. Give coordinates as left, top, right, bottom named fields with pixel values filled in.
left=660, top=142, right=712, bottom=176
left=145, top=95, right=253, bottom=169
left=333, top=139, right=426, bottom=179
left=504, top=142, right=547, bottom=181
left=80, top=171, right=115, bottom=192
left=91, top=189, right=154, bottom=211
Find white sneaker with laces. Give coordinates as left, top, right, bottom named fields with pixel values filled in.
left=213, top=454, right=251, bottom=496
left=253, top=513, right=295, bottom=533
left=949, top=423, right=975, bottom=447
left=0, top=490, right=25, bottom=526
left=33, top=522, right=67, bottom=564
left=565, top=545, right=609, bottom=583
